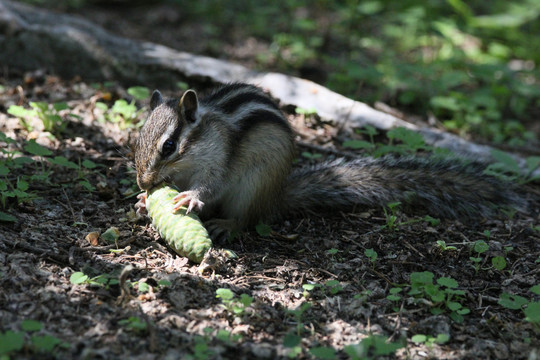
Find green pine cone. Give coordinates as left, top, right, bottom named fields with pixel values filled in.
left=146, top=185, right=212, bottom=263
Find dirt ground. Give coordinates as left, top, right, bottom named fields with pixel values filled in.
left=1, top=3, right=540, bottom=360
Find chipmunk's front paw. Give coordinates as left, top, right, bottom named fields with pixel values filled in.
left=172, top=190, right=205, bottom=214
left=135, top=192, right=148, bottom=215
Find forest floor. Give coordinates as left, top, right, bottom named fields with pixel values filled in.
left=1, top=2, right=540, bottom=360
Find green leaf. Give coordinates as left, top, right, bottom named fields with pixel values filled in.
left=364, top=248, right=378, bottom=262
left=411, top=334, right=427, bottom=343
left=437, top=277, right=458, bottom=288
left=79, top=180, right=95, bottom=192
left=498, top=293, right=528, bottom=310
left=138, top=282, right=150, bottom=293
left=386, top=127, right=426, bottom=150
left=362, top=334, right=403, bottom=356
left=0, top=165, right=9, bottom=176
left=70, top=272, right=89, bottom=284
left=309, top=346, right=336, bottom=359
left=457, top=308, right=470, bottom=315
left=303, top=283, right=319, bottom=291
left=283, top=333, right=301, bottom=347
left=435, top=333, right=450, bottom=344
left=524, top=301, right=540, bottom=323
left=128, top=86, right=150, bottom=100
left=255, top=223, right=272, bottom=237
left=53, top=102, right=69, bottom=111
left=0, top=330, right=24, bottom=354
left=216, top=288, right=234, bottom=301
left=530, top=284, right=540, bottom=295
left=112, top=99, right=137, bottom=118
left=450, top=311, right=464, bottom=323
left=7, top=105, right=34, bottom=118
left=430, top=96, right=461, bottom=111
left=0, top=212, right=17, bottom=222
left=95, top=102, right=109, bottom=111
left=526, top=156, right=540, bottom=173
left=24, top=140, right=52, bottom=156
left=49, top=156, right=78, bottom=169
left=491, top=256, right=507, bottom=270
left=17, top=179, right=29, bottom=192
left=473, top=240, right=489, bottom=254
left=82, top=159, right=98, bottom=169
left=239, top=293, right=253, bottom=307
left=101, top=227, right=120, bottom=243
left=31, top=334, right=62, bottom=352
left=21, top=319, right=43, bottom=332
left=447, top=301, right=462, bottom=311
left=13, top=157, right=34, bottom=166
left=295, top=107, right=317, bottom=115
left=158, top=279, right=172, bottom=287
left=489, top=149, right=521, bottom=175
left=410, top=271, right=434, bottom=285
left=30, top=101, right=48, bottom=112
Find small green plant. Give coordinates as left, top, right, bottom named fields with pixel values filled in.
left=406, top=272, right=470, bottom=323
left=215, top=329, right=242, bottom=345
left=96, top=86, right=149, bottom=128
left=382, top=201, right=401, bottom=231
left=186, top=327, right=242, bottom=360
left=491, top=256, right=507, bottom=271
left=255, top=222, right=272, bottom=236
left=287, top=302, right=312, bottom=335
left=499, top=284, right=540, bottom=331
left=301, top=151, right=323, bottom=161
left=435, top=240, right=457, bottom=252
left=326, top=248, right=339, bottom=256
left=469, top=240, right=489, bottom=272
left=344, top=335, right=404, bottom=360
left=411, top=333, right=450, bottom=347
left=324, top=279, right=343, bottom=295
left=0, top=139, right=52, bottom=208
left=158, top=279, right=172, bottom=288
left=283, top=332, right=302, bottom=358
left=215, top=288, right=253, bottom=317
left=69, top=271, right=119, bottom=289
left=343, top=125, right=378, bottom=153
left=364, top=248, right=378, bottom=264
left=343, top=126, right=433, bottom=158
left=0, top=320, right=68, bottom=358
left=484, top=149, right=540, bottom=184
left=189, top=333, right=213, bottom=360
left=386, top=287, right=403, bottom=304
left=309, top=346, right=336, bottom=359
left=7, top=101, right=76, bottom=136
left=118, top=316, right=148, bottom=334
left=295, top=106, right=317, bottom=117
left=48, top=156, right=102, bottom=191
left=302, top=283, right=321, bottom=298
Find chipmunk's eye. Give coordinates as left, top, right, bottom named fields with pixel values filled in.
left=161, top=139, right=176, bottom=158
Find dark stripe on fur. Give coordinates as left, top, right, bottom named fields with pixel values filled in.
left=236, top=109, right=291, bottom=138
left=202, top=83, right=256, bottom=104
left=219, top=91, right=280, bottom=114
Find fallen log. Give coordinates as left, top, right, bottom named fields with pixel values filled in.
left=0, top=0, right=529, bottom=165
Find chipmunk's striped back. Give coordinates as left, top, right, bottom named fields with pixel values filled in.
left=200, top=83, right=292, bottom=139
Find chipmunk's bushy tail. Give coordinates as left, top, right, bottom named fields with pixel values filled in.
left=281, top=156, right=527, bottom=220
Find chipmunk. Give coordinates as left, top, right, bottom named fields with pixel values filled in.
left=134, top=83, right=527, bottom=237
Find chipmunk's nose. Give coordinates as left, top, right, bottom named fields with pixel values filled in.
left=137, top=173, right=154, bottom=191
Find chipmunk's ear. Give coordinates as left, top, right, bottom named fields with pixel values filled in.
left=150, top=90, right=164, bottom=110
left=179, top=89, right=199, bottom=123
